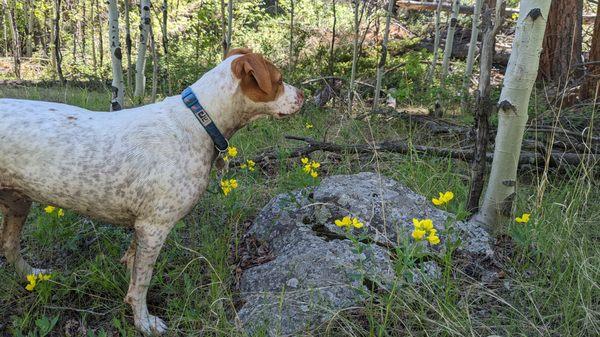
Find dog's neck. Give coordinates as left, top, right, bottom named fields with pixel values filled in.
left=187, top=58, right=246, bottom=140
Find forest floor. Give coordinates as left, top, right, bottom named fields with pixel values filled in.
left=0, top=84, right=598, bottom=337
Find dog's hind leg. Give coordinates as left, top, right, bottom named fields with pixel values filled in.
left=0, top=190, right=40, bottom=278
left=124, top=220, right=173, bottom=335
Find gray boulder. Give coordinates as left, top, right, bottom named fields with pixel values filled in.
left=236, top=172, right=492, bottom=336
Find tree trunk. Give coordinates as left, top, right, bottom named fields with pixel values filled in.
left=149, top=24, right=159, bottom=103
left=467, top=0, right=504, bottom=213
left=91, top=0, right=97, bottom=75
left=227, top=0, right=233, bottom=54
left=581, top=2, right=600, bottom=100
left=440, top=0, right=460, bottom=85
left=539, top=0, right=583, bottom=83
left=461, top=0, right=483, bottom=102
left=473, top=0, right=551, bottom=232
left=81, top=0, right=86, bottom=63
left=3, top=0, right=20, bottom=79
left=373, top=0, right=394, bottom=109
left=161, top=0, right=170, bottom=95
left=108, top=0, right=124, bottom=111
left=134, top=0, right=151, bottom=104
left=425, top=0, right=443, bottom=83
left=349, top=0, right=364, bottom=111
left=26, top=0, right=35, bottom=57
left=2, top=10, right=7, bottom=58
left=124, top=0, right=133, bottom=89
left=329, top=0, right=337, bottom=76
left=96, top=0, right=104, bottom=70
left=54, top=0, right=65, bottom=83
left=289, top=0, right=295, bottom=72
left=220, top=0, right=227, bottom=57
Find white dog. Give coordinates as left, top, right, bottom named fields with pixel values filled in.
left=0, top=48, right=304, bottom=335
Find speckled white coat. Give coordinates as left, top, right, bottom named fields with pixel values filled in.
left=0, top=53, right=303, bottom=335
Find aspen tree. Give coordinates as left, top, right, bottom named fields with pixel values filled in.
left=108, top=0, right=125, bottom=111
left=134, top=0, right=151, bottom=103
left=473, top=0, right=551, bottom=231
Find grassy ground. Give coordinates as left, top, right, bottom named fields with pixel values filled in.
left=0, top=85, right=598, bottom=337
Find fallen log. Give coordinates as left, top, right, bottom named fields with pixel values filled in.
left=396, top=1, right=596, bottom=24
left=229, top=135, right=598, bottom=169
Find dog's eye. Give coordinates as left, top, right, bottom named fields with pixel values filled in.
left=277, top=78, right=283, bottom=85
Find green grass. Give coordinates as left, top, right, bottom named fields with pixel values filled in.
left=0, top=85, right=598, bottom=336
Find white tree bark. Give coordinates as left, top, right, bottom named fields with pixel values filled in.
left=108, top=0, right=124, bottom=111
left=462, top=0, right=483, bottom=95
left=134, top=0, right=151, bottom=103
left=473, top=0, right=551, bottom=231
left=425, top=0, right=443, bottom=83
left=3, top=0, right=20, bottom=79
left=124, top=0, right=133, bottom=88
left=373, top=0, right=394, bottom=109
left=441, top=0, right=460, bottom=84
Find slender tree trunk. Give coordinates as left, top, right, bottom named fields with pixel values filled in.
left=426, top=0, right=443, bottom=83
left=26, top=0, right=35, bottom=57
left=81, top=0, right=86, bottom=63
left=220, top=0, right=227, bottom=57
left=472, top=0, right=551, bottom=232
left=54, top=0, right=65, bottom=83
left=461, top=0, right=483, bottom=104
left=124, top=0, right=133, bottom=90
left=3, top=0, right=20, bottom=79
left=108, top=0, right=125, bottom=111
left=329, top=0, right=337, bottom=76
left=2, top=11, right=7, bottom=58
left=134, top=0, right=151, bottom=104
left=373, top=0, right=394, bottom=109
left=467, top=0, right=504, bottom=213
left=91, top=0, right=97, bottom=75
left=227, top=0, right=233, bottom=53
left=440, top=0, right=460, bottom=85
left=149, top=25, right=159, bottom=103
left=348, top=0, right=362, bottom=111
left=581, top=2, right=600, bottom=100
left=96, top=0, right=104, bottom=70
left=289, top=0, right=295, bottom=72
left=539, top=0, right=583, bottom=83
left=161, top=0, right=170, bottom=95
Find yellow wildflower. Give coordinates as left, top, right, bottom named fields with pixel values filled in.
left=427, top=233, right=441, bottom=245
left=311, top=162, right=320, bottom=169
left=25, top=274, right=37, bottom=291
left=351, top=217, right=364, bottom=229
left=38, top=273, right=52, bottom=281
left=432, top=191, right=454, bottom=206
left=57, top=209, right=65, bottom=217
left=411, top=229, right=426, bottom=240
left=220, top=179, right=239, bottom=196
left=44, top=206, right=55, bottom=214
left=300, top=158, right=320, bottom=178
left=515, top=213, right=530, bottom=223
left=305, top=123, right=313, bottom=129
left=227, top=146, right=238, bottom=158
left=303, top=164, right=312, bottom=173
left=301, top=157, right=309, bottom=164
left=310, top=170, right=318, bottom=178
left=246, top=160, right=256, bottom=171
left=335, top=216, right=352, bottom=227
left=420, top=219, right=433, bottom=231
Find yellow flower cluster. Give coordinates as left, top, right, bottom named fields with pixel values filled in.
left=432, top=191, right=454, bottom=206
left=240, top=159, right=256, bottom=172
left=334, top=216, right=364, bottom=229
left=305, top=122, right=313, bottom=129
left=411, top=218, right=440, bottom=245
left=223, top=146, right=238, bottom=161
left=515, top=213, right=530, bottom=223
left=44, top=206, right=64, bottom=217
left=301, top=157, right=320, bottom=178
left=220, top=179, right=239, bottom=196
left=25, top=273, right=52, bottom=291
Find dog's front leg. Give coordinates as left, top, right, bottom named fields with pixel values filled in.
left=124, top=220, right=172, bottom=336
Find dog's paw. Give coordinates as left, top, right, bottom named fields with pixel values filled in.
left=135, top=314, right=167, bottom=336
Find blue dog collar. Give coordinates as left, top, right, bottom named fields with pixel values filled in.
left=181, top=87, right=229, bottom=153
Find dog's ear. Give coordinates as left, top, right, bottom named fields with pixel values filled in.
left=232, top=53, right=281, bottom=102
left=225, top=48, right=252, bottom=59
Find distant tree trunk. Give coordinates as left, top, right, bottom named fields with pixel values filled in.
left=96, top=0, right=104, bottom=70
left=581, top=2, right=600, bottom=100
left=26, top=0, right=35, bottom=57
left=349, top=0, right=365, bottom=110
left=91, top=0, right=97, bottom=75
left=426, top=0, right=443, bottom=83
left=461, top=0, right=483, bottom=105
left=108, top=0, right=124, bottom=111
left=149, top=25, right=159, bottom=103
left=54, top=0, right=65, bottom=83
left=124, top=0, right=133, bottom=89
left=289, top=0, right=295, bottom=72
left=220, top=0, right=227, bottom=57
left=227, top=0, right=233, bottom=53
left=134, top=0, right=151, bottom=104
left=329, top=0, right=337, bottom=76
left=440, top=0, right=460, bottom=85
left=539, top=0, right=583, bottom=83
left=3, top=0, right=20, bottom=79
left=161, top=0, right=170, bottom=95
left=473, top=0, right=551, bottom=232
left=467, top=0, right=504, bottom=213
left=81, top=0, right=86, bottom=63
left=373, top=0, right=394, bottom=109
left=2, top=12, right=7, bottom=57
